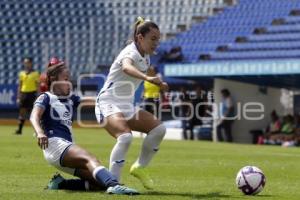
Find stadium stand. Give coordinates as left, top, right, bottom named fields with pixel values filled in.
left=0, top=0, right=231, bottom=84
left=199, top=1, right=300, bottom=61
left=158, top=0, right=300, bottom=63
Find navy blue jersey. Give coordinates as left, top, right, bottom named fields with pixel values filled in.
left=34, top=92, right=81, bottom=142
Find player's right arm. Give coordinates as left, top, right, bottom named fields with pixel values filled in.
left=122, top=58, right=168, bottom=92
left=122, top=58, right=162, bottom=84
left=30, top=99, right=48, bottom=149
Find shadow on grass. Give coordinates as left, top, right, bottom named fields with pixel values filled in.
left=62, top=189, right=274, bottom=199
left=143, top=191, right=231, bottom=199
left=143, top=191, right=274, bottom=199
left=251, top=195, right=274, bottom=198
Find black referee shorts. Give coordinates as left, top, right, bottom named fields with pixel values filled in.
left=19, top=91, right=37, bottom=109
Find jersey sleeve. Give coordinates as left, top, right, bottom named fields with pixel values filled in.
left=121, top=50, right=142, bottom=68
left=71, top=95, right=81, bottom=109
left=123, top=50, right=139, bottom=62
left=34, top=93, right=50, bottom=110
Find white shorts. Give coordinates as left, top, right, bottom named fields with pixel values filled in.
left=43, top=137, right=75, bottom=175
left=95, top=98, right=140, bottom=123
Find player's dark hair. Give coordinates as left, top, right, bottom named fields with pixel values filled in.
left=133, top=17, right=159, bottom=42
left=46, top=62, right=66, bottom=89
left=221, top=89, right=230, bottom=97
left=23, top=57, right=33, bottom=62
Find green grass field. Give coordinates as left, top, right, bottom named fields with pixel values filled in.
left=1, top=125, right=300, bottom=200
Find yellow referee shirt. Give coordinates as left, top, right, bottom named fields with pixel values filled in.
left=19, top=71, right=40, bottom=92
left=143, top=81, right=160, bottom=99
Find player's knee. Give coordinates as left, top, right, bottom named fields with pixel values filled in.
left=86, top=156, right=101, bottom=169
left=150, top=123, right=166, bottom=138
left=117, top=132, right=133, bottom=145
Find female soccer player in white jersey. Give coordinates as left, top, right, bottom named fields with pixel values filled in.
left=30, top=60, right=138, bottom=195
left=95, top=17, right=168, bottom=189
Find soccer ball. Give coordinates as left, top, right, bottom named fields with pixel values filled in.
left=236, top=166, right=266, bottom=195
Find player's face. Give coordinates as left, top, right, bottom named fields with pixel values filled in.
left=56, top=69, right=71, bottom=96
left=23, top=59, right=32, bottom=71
left=140, top=28, right=160, bottom=55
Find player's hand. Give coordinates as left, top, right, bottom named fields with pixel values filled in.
left=16, top=98, right=20, bottom=105
left=146, top=76, right=162, bottom=85
left=159, top=82, right=169, bottom=92
left=37, top=133, right=48, bottom=150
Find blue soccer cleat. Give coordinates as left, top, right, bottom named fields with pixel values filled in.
left=106, top=185, right=140, bottom=195
left=46, top=173, right=65, bottom=190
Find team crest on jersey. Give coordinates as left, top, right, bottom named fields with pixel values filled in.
left=63, top=111, right=71, bottom=119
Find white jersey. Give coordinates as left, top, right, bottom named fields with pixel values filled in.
left=98, top=42, right=150, bottom=102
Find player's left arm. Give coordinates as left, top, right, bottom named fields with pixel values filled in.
left=17, top=73, right=23, bottom=103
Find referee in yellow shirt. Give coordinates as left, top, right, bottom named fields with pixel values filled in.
left=143, top=66, right=161, bottom=117
left=15, top=57, right=39, bottom=134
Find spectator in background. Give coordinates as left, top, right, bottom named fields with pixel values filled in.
left=292, top=114, right=300, bottom=145
left=217, top=89, right=235, bottom=142
left=15, top=57, right=40, bottom=134
left=294, top=114, right=300, bottom=135
left=142, top=66, right=161, bottom=117
left=269, top=114, right=294, bottom=144
left=179, top=87, right=193, bottom=140
left=182, top=85, right=207, bottom=140
left=190, top=85, right=206, bottom=128
left=254, top=110, right=281, bottom=144
left=162, top=46, right=183, bottom=63
left=265, top=110, right=281, bottom=136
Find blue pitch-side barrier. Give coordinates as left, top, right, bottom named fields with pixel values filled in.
left=0, top=84, right=18, bottom=109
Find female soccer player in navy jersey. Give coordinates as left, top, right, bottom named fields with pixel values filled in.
left=95, top=17, right=168, bottom=189
left=30, top=60, right=138, bottom=195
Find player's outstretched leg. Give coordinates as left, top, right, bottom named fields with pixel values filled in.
left=128, top=111, right=166, bottom=189
left=106, top=184, right=139, bottom=195
left=62, top=144, right=139, bottom=195
left=46, top=173, right=66, bottom=190
left=46, top=173, right=93, bottom=191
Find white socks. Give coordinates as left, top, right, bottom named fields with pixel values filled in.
left=110, top=125, right=166, bottom=180
left=136, top=124, right=166, bottom=167
left=109, top=133, right=133, bottom=181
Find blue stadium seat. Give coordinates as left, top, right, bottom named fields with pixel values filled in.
left=265, top=24, right=300, bottom=33
left=247, top=33, right=300, bottom=42
left=284, top=16, right=300, bottom=24
left=156, top=0, right=300, bottom=62
left=2, top=0, right=300, bottom=81
left=228, top=41, right=300, bottom=51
